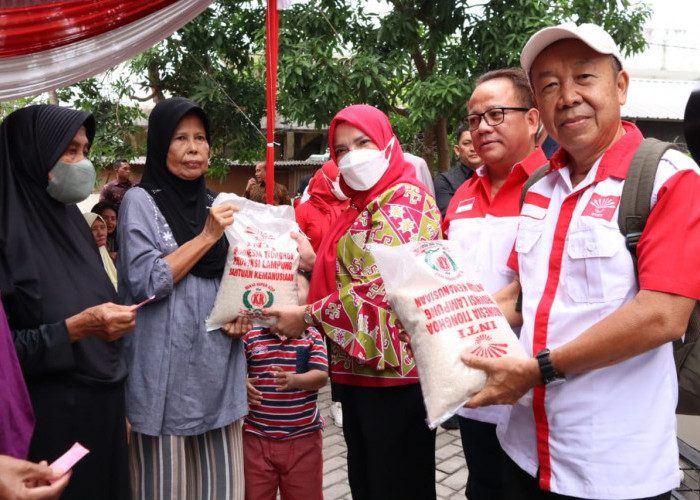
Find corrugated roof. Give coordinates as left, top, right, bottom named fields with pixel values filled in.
left=128, top=157, right=325, bottom=168
left=622, top=78, right=699, bottom=121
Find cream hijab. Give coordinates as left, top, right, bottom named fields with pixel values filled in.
left=83, top=212, right=118, bottom=290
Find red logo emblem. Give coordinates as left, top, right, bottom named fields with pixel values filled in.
left=470, top=334, right=508, bottom=358
left=581, top=193, right=620, bottom=221
left=244, top=226, right=275, bottom=242
left=250, top=291, right=268, bottom=307
left=436, top=255, right=451, bottom=272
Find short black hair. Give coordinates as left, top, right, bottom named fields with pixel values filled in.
left=454, top=123, right=470, bottom=144
left=474, top=68, right=535, bottom=109
left=113, top=159, right=128, bottom=170
left=92, top=201, right=119, bottom=215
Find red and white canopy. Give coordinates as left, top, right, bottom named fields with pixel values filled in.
left=0, top=0, right=215, bottom=101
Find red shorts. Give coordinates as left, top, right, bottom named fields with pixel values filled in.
left=243, top=429, right=323, bottom=500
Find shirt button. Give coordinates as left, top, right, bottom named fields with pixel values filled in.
left=586, top=242, right=596, bottom=252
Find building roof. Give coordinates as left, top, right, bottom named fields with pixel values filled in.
left=622, top=78, right=699, bottom=121
left=128, top=157, right=325, bottom=169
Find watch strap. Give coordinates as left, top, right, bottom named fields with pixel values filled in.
left=303, top=304, right=315, bottom=326
left=536, top=348, right=563, bottom=385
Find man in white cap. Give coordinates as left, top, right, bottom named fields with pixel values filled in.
left=462, top=23, right=700, bottom=499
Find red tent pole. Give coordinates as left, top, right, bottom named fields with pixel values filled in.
left=265, top=0, right=279, bottom=205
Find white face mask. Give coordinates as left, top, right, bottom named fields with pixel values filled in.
left=337, top=137, right=394, bottom=191
left=323, top=172, right=348, bottom=201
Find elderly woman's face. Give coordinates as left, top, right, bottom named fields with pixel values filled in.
left=332, top=123, right=379, bottom=162
left=90, top=218, right=108, bottom=248
left=166, top=113, right=210, bottom=181
left=99, top=208, right=117, bottom=234
left=48, top=126, right=90, bottom=183
left=59, top=126, right=90, bottom=163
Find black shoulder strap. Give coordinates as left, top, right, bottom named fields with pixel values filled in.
left=519, top=164, right=550, bottom=209
left=617, top=138, right=677, bottom=269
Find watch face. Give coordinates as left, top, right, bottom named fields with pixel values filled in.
left=304, top=312, right=313, bottom=325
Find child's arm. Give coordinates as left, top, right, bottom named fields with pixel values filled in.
left=271, top=366, right=328, bottom=391
left=247, top=377, right=263, bottom=406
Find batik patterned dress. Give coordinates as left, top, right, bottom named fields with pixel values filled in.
left=309, top=182, right=442, bottom=386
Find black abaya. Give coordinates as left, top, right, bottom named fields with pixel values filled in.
left=0, top=105, right=129, bottom=499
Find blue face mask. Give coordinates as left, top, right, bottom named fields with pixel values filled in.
left=46, top=159, right=96, bottom=204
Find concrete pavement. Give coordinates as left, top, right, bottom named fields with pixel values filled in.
left=317, top=382, right=468, bottom=500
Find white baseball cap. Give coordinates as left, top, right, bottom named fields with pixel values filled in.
left=520, top=22, right=623, bottom=76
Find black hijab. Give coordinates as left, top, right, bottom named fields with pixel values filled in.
left=0, top=105, right=123, bottom=382
left=138, top=97, right=228, bottom=278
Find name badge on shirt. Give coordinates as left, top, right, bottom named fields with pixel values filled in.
left=456, top=197, right=475, bottom=213
left=582, top=193, right=620, bottom=222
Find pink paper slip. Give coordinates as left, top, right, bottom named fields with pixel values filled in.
left=130, top=294, right=155, bottom=311
left=49, top=442, right=89, bottom=480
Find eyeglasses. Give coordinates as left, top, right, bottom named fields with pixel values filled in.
left=463, top=107, right=530, bottom=131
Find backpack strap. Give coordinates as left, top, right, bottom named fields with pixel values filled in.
left=519, top=164, right=550, bottom=210
left=515, top=163, right=549, bottom=313
left=617, top=138, right=677, bottom=270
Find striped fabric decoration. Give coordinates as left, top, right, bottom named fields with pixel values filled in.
left=0, top=0, right=215, bottom=100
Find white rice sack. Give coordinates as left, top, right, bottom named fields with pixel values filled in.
left=206, top=193, right=299, bottom=330
left=371, top=240, right=527, bottom=429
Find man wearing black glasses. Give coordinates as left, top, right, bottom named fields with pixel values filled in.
left=442, top=67, right=547, bottom=500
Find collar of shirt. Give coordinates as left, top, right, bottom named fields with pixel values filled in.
left=446, top=147, right=548, bottom=224
left=547, top=121, right=644, bottom=184
left=475, top=146, right=548, bottom=199
left=459, top=163, right=477, bottom=177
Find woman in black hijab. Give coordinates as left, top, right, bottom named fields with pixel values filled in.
left=0, top=105, right=136, bottom=499
left=118, top=98, right=247, bottom=500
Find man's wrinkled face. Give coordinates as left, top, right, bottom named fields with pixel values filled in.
left=530, top=39, right=628, bottom=160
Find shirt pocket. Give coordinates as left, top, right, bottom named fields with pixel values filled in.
left=515, top=224, right=543, bottom=290
left=296, top=344, right=310, bottom=373
left=564, top=225, right=630, bottom=303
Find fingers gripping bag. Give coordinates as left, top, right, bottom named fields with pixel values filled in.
left=206, top=193, right=300, bottom=330
left=371, top=240, right=527, bottom=429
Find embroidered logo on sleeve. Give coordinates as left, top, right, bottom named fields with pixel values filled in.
left=582, top=193, right=620, bottom=221
left=455, top=197, right=475, bottom=213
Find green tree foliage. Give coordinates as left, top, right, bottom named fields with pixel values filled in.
left=277, top=0, right=651, bottom=172
left=124, top=1, right=269, bottom=178
left=57, top=76, right=147, bottom=170
left=55, top=1, right=269, bottom=178
left=52, top=0, right=650, bottom=176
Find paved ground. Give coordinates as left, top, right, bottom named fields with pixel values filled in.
left=317, top=382, right=468, bottom=500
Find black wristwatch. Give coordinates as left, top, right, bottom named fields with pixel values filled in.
left=535, top=349, right=564, bottom=385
